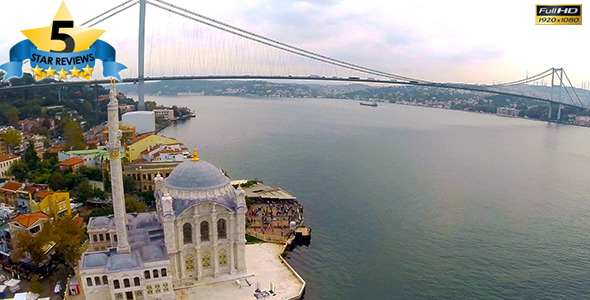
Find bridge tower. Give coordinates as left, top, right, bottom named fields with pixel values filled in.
left=556, top=68, right=563, bottom=121
left=549, top=68, right=554, bottom=121
left=138, top=0, right=146, bottom=110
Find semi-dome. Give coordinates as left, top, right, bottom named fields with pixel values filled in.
left=163, top=155, right=229, bottom=191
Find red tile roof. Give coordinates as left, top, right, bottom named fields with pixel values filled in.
left=12, top=212, right=49, bottom=228
left=0, top=154, right=19, bottom=163
left=35, top=190, right=53, bottom=199
left=58, top=157, right=84, bottom=167
left=1, top=181, right=22, bottom=192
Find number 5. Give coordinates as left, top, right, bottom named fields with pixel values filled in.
left=50, top=20, right=75, bottom=53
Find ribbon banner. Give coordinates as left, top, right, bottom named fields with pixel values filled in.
left=0, top=39, right=127, bottom=81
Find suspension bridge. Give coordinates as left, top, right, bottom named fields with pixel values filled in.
left=0, top=0, right=588, bottom=121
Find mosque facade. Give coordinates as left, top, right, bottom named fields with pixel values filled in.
left=79, top=83, right=247, bottom=300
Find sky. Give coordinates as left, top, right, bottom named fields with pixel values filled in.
left=0, top=0, right=588, bottom=85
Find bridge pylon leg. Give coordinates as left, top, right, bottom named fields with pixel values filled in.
left=548, top=104, right=552, bottom=121
left=557, top=103, right=562, bottom=121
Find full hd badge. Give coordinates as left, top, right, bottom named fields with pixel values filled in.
left=536, top=4, right=582, bottom=25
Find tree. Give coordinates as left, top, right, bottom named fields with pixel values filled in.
left=49, top=173, right=66, bottom=191
left=2, top=128, right=22, bottom=154
left=49, top=216, right=85, bottom=270
left=24, top=142, right=39, bottom=170
left=11, top=231, right=49, bottom=266
left=78, top=166, right=103, bottom=181
left=4, top=107, right=19, bottom=127
left=125, top=197, right=148, bottom=213
left=75, top=179, right=94, bottom=203
left=7, top=161, right=28, bottom=181
left=63, top=121, right=86, bottom=150
left=30, top=275, right=44, bottom=295
left=123, top=175, right=136, bottom=194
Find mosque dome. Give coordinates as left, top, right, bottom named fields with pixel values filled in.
left=163, top=151, right=230, bottom=191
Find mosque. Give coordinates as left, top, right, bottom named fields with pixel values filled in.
left=78, top=83, right=247, bottom=300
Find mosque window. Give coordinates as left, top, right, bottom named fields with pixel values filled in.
left=202, top=252, right=211, bottom=269
left=134, top=277, right=140, bottom=286
left=163, top=283, right=169, bottom=292
left=94, top=276, right=101, bottom=285
left=200, top=221, right=209, bottom=241
left=115, top=293, right=123, bottom=300
left=86, top=277, right=93, bottom=287
left=106, top=234, right=110, bottom=241
left=219, top=249, right=228, bottom=266
left=92, top=235, right=97, bottom=242
left=144, top=270, right=151, bottom=279
left=99, top=234, right=104, bottom=241
left=123, top=278, right=130, bottom=288
left=185, top=254, right=195, bottom=272
left=217, top=219, right=227, bottom=239
left=113, top=280, right=120, bottom=289
left=114, top=234, right=118, bottom=242
left=102, top=276, right=108, bottom=284
left=146, top=285, right=153, bottom=295
left=161, top=268, right=167, bottom=277
left=153, top=269, right=159, bottom=278
left=183, top=223, right=192, bottom=244
left=135, top=291, right=143, bottom=297
left=155, top=284, right=161, bottom=293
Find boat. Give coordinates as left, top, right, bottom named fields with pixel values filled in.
left=360, top=102, right=377, bottom=107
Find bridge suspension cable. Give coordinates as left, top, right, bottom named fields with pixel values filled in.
left=147, top=0, right=433, bottom=83
left=492, top=68, right=554, bottom=86
left=81, top=0, right=139, bottom=27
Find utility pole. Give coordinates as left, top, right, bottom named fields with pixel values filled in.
left=138, top=0, right=146, bottom=111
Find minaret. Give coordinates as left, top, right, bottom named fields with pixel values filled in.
left=106, top=80, right=131, bottom=253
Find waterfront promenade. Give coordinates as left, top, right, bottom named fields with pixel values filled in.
left=176, top=243, right=305, bottom=299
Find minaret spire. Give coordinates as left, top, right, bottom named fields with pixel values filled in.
left=106, top=79, right=131, bottom=253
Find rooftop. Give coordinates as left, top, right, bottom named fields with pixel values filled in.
left=0, top=154, right=19, bottom=163
left=59, top=157, right=84, bottom=166
left=0, top=181, right=23, bottom=193
left=241, top=184, right=297, bottom=200
left=82, top=213, right=168, bottom=271
left=11, top=212, right=49, bottom=228
left=62, top=149, right=108, bottom=155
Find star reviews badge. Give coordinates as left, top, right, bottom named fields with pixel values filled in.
left=0, top=1, right=127, bottom=81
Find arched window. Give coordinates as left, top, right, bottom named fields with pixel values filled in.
left=102, top=276, right=108, bottom=284
left=200, top=221, right=209, bottom=241
left=134, top=277, right=140, bottom=286
left=144, top=270, right=151, bottom=279
left=94, top=276, right=101, bottom=285
left=124, top=278, right=130, bottom=288
left=161, top=268, right=167, bottom=277
left=92, top=235, right=97, bottom=242
left=217, top=219, right=227, bottom=239
left=183, top=223, right=192, bottom=244
left=153, top=269, right=159, bottom=278
left=106, top=234, right=110, bottom=241
left=86, top=277, right=93, bottom=287
left=114, top=234, right=118, bottom=242
left=99, top=234, right=104, bottom=241
left=113, top=280, right=120, bottom=289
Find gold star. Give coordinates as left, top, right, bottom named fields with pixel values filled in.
left=36, top=72, right=46, bottom=81
left=20, top=1, right=105, bottom=52
left=69, top=66, right=80, bottom=77
left=31, top=65, right=44, bottom=77
left=45, top=66, right=56, bottom=77
left=57, top=68, right=68, bottom=79
left=82, top=65, right=93, bottom=76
